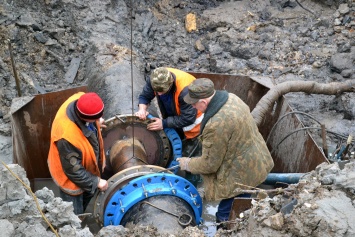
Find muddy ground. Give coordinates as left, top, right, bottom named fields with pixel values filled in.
left=0, top=0, right=355, bottom=236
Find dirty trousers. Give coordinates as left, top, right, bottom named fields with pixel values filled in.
left=59, top=189, right=95, bottom=215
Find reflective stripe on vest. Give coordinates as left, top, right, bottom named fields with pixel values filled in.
left=183, top=113, right=204, bottom=132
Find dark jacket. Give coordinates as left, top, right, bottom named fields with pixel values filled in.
left=138, top=73, right=198, bottom=138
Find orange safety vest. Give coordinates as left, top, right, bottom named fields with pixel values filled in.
left=47, top=92, right=105, bottom=195
left=167, top=68, right=204, bottom=139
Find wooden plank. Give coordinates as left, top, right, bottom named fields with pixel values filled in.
left=21, top=72, right=46, bottom=94
left=65, top=57, right=81, bottom=83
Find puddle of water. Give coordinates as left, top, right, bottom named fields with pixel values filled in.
left=200, top=200, right=219, bottom=237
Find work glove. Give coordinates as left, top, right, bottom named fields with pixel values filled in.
left=97, top=178, right=108, bottom=192
left=197, top=187, right=205, bottom=199
left=176, top=157, right=191, bottom=172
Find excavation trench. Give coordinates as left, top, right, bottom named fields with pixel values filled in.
left=11, top=73, right=328, bottom=235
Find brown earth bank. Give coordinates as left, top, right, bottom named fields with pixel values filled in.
left=0, top=0, right=354, bottom=236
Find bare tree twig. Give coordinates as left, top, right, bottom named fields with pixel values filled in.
left=295, top=0, right=317, bottom=17
left=1, top=161, right=59, bottom=237
left=8, top=41, right=21, bottom=97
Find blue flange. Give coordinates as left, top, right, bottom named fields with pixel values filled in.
left=146, top=114, right=182, bottom=174
left=103, top=173, right=203, bottom=226
left=163, top=127, right=182, bottom=172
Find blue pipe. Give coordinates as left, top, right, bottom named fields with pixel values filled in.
left=263, top=173, right=305, bottom=185
left=335, top=145, right=347, bottom=160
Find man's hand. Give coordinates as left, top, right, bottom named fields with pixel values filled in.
left=135, top=104, right=149, bottom=120
left=97, top=178, right=108, bottom=191
left=197, top=187, right=205, bottom=199
left=99, top=117, right=107, bottom=128
left=176, top=157, right=191, bottom=171
left=135, top=109, right=149, bottom=120
left=147, top=117, right=163, bottom=131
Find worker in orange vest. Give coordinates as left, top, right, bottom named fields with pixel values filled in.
left=134, top=67, right=205, bottom=186
left=136, top=67, right=204, bottom=157
left=48, top=92, right=108, bottom=215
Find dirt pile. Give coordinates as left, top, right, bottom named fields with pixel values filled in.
left=228, top=160, right=355, bottom=237
left=0, top=164, right=89, bottom=237
left=3, top=161, right=355, bottom=237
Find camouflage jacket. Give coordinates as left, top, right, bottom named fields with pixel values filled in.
left=188, top=91, right=274, bottom=201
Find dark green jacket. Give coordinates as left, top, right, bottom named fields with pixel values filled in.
left=188, top=91, right=274, bottom=201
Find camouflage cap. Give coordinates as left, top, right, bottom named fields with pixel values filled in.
left=150, top=67, right=174, bottom=92
left=184, top=78, right=215, bottom=104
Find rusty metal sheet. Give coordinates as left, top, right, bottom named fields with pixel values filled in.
left=228, top=198, right=256, bottom=229
left=11, top=86, right=87, bottom=181
left=188, top=72, right=328, bottom=173
left=265, top=100, right=329, bottom=173
left=188, top=72, right=269, bottom=111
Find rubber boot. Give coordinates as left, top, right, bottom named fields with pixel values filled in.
left=216, top=216, right=228, bottom=230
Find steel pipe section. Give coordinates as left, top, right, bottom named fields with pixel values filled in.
left=264, top=173, right=306, bottom=185
left=102, top=114, right=172, bottom=167
left=109, top=138, right=148, bottom=173
left=95, top=115, right=203, bottom=231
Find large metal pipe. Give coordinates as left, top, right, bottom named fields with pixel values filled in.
left=109, top=138, right=148, bottom=173
left=121, top=195, right=195, bottom=234
left=98, top=135, right=201, bottom=231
